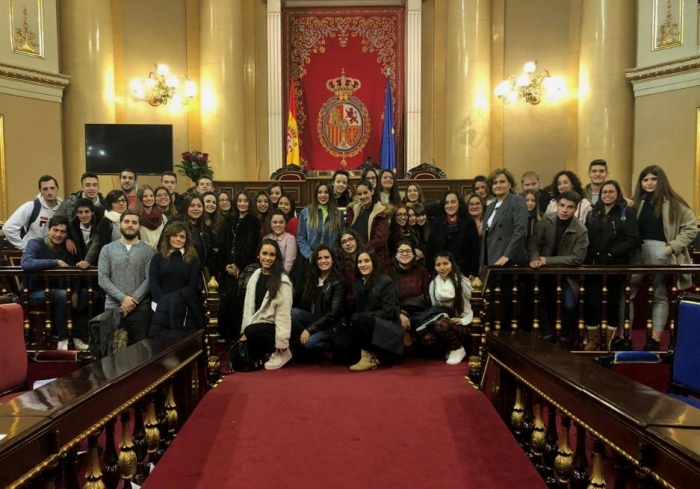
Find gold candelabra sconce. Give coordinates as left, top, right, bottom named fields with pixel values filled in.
left=494, top=61, right=564, bottom=105
left=130, top=64, right=197, bottom=107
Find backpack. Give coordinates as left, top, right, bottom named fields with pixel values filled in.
left=20, top=198, right=41, bottom=238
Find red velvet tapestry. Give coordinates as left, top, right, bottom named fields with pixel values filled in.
left=283, top=6, right=405, bottom=172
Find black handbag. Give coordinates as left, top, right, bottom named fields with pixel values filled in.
left=228, top=340, right=264, bottom=373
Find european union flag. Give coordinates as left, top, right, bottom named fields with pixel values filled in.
left=379, top=76, right=396, bottom=172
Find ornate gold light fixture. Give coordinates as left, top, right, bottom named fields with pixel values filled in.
left=494, top=61, right=564, bottom=105
left=130, top=64, right=197, bottom=107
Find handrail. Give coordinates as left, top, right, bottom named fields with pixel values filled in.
left=486, top=331, right=700, bottom=488
left=0, top=329, right=205, bottom=488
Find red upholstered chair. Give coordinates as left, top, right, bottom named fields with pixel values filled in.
left=270, top=164, right=307, bottom=181
left=0, top=303, right=79, bottom=403
left=405, top=162, right=447, bottom=180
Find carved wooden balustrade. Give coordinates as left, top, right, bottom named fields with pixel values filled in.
left=486, top=331, right=700, bottom=489
left=0, top=330, right=205, bottom=489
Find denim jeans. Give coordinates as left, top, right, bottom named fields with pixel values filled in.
left=539, top=277, right=577, bottom=340
left=628, top=240, right=671, bottom=333
left=291, top=308, right=339, bottom=350
left=28, top=288, right=89, bottom=340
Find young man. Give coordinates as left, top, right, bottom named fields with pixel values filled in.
left=68, top=198, right=101, bottom=267
left=585, top=159, right=609, bottom=205
left=521, top=170, right=551, bottom=212
left=57, top=172, right=106, bottom=221
left=120, top=169, right=138, bottom=209
left=98, top=210, right=156, bottom=345
left=529, top=191, right=589, bottom=342
left=161, top=171, right=184, bottom=211
left=196, top=176, right=214, bottom=195
left=20, top=215, right=89, bottom=350
left=2, top=175, right=63, bottom=250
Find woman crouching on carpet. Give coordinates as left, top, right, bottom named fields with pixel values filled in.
left=240, top=238, right=293, bottom=370
left=349, top=247, right=403, bottom=372
left=428, top=251, right=473, bottom=365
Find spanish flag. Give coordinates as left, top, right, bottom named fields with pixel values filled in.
left=286, top=79, right=300, bottom=166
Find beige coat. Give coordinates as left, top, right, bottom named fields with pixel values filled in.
left=241, top=269, right=293, bottom=349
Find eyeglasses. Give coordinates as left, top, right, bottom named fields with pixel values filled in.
left=115, top=198, right=127, bottom=203
left=397, top=249, right=413, bottom=255
left=156, top=193, right=169, bottom=199
left=341, top=237, right=356, bottom=245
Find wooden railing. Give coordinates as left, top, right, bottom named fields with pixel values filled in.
left=486, top=331, right=700, bottom=488
left=0, top=329, right=205, bottom=488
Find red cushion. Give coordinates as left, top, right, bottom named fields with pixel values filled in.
left=0, top=304, right=28, bottom=394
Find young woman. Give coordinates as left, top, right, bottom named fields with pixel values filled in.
left=219, top=190, right=261, bottom=338
left=337, top=227, right=365, bottom=306
left=277, top=194, right=298, bottom=237
left=135, top=185, right=167, bottom=248
left=267, top=183, right=284, bottom=208
left=202, top=191, right=226, bottom=255
left=412, top=203, right=430, bottom=245
left=389, top=240, right=430, bottom=339
left=545, top=170, right=592, bottom=222
left=240, top=239, right=293, bottom=370
left=149, top=222, right=205, bottom=336
left=291, top=244, right=347, bottom=352
left=360, top=168, right=379, bottom=191
left=378, top=169, right=401, bottom=212
left=388, top=204, right=422, bottom=259
left=472, top=175, right=490, bottom=202
left=402, top=183, right=425, bottom=207
left=426, top=191, right=480, bottom=278
left=465, top=193, right=486, bottom=237
left=521, top=189, right=542, bottom=240
left=254, top=191, right=272, bottom=234
left=97, top=190, right=129, bottom=256
left=346, top=180, right=390, bottom=269
left=217, top=191, right=233, bottom=218
left=168, top=194, right=213, bottom=271
left=429, top=252, right=474, bottom=365
left=630, top=165, right=698, bottom=349
left=331, top=170, right=352, bottom=208
left=154, top=186, right=176, bottom=218
left=297, top=181, right=342, bottom=261
left=264, top=209, right=297, bottom=273
left=583, top=180, right=641, bottom=351
left=349, top=247, right=403, bottom=372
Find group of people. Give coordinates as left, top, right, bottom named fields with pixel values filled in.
left=3, top=160, right=696, bottom=366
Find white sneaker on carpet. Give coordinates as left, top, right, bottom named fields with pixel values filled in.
left=445, top=347, right=466, bottom=365
left=73, top=338, right=90, bottom=350
left=264, top=349, right=292, bottom=370
left=57, top=340, right=69, bottom=350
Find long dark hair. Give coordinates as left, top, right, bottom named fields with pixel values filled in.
left=301, top=244, right=339, bottom=306
left=379, top=169, right=401, bottom=205
left=306, top=181, right=341, bottom=232
left=434, top=251, right=464, bottom=315
left=278, top=194, right=297, bottom=221
left=441, top=191, right=468, bottom=220
left=355, top=180, right=379, bottom=207
left=633, top=165, right=691, bottom=224
left=179, top=194, right=205, bottom=229
left=258, top=238, right=286, bottom=300
left=158, top=221, right=198, bottom=263
left=551, top=170, right=585, bottom=199
left=592, top=180, right=625, bottom=217
left=233, top=190, right=253, bottom=218
left=355, top=246, right=381, bottom=283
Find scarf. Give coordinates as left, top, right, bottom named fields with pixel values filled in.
left=141, top=207, right=163, bottom=231
left=433, top=275, right=456, bottom=303
left=104, top=210, right=122, bottom=224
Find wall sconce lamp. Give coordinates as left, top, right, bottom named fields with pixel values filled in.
left=494, top=61, right=564, bottom=105
left=130, top=64, right=197, bottom=106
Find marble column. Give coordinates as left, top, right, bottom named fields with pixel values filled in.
left=200, top=0, right=246, bottom=180
left=267, top=0, right=283, bottom=175
left=59, top=0, right=115, bottom=188
left=405, top=0, right=422, bottom=172
left=445, top=0, right=491, bottom=179
left=577, top=0, right=635, bottom=189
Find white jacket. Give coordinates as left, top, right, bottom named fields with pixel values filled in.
left=2, top=194, right=63, bottom=250
left=429, top=274, right=474, bottom=325
left=241, top=269, right=293, bottom=349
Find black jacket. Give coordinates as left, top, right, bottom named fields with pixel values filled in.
left=352, top=274, right=403, bottom=355
left=305, top=271, right=347, bottom=334
left=222, top=213, right=260, bottom=271
left=69, top=215, right=101, bottom=265
left=426, top=216, right=480, bottom=277
left=585, top=203, right=641, bottom=265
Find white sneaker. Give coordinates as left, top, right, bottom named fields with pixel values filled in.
left=73, top=338, right=90, bottom=350
left=446, top=347, right=467, bottom=365
left=57, top=340, right=69, bottom=350
left=264, top=349, right=293, bottom=370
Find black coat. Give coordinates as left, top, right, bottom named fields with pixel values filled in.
left=353, top=274, right=403, bottom=355
left=585, top=203, right=641, bottom=265
left=426, top=216, right=480, bottom=277
left=222, top=213, right=260, bottom=272
left=305, top=271, right=347, bottom=334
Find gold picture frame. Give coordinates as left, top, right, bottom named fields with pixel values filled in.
left=9, top=0, right=45, bottom=59
left=0, top=115, right=7, bottom=221
left=652, top=0, right=683, bottom=51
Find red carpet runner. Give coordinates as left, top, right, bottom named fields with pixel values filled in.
left=146, top=359, right=545, bottom=488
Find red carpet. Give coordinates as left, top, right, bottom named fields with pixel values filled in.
left=145, top=359, right=545, bottom=489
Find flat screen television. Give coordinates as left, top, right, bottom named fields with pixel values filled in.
left=85, top=124, right=173, bottom=174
